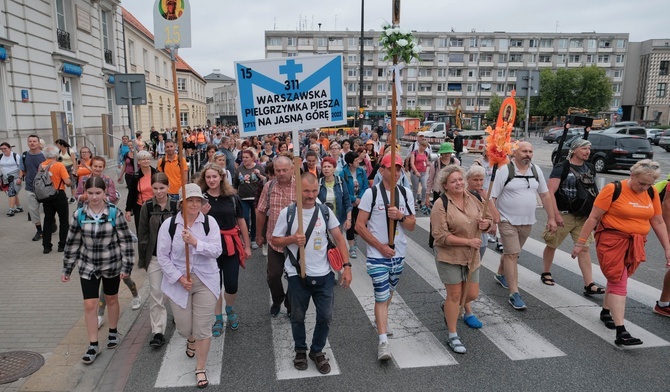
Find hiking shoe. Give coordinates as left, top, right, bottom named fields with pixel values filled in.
left=349, top=246, right=358, bottom=259
left=270, top=305, right=280, bottom=317
left=57, top=246, right=64, bottom=252
left=149, top=333, right=166, bottom=347
left=107, top=332, right=120, bottom=349
left=81, top=345, right=100, bottom=364
left=97, top=316, right=104, bottom=329
left=32, top=232, right=42, bottom=241
left=131, top=295, right=141, bottom=310
left=377, top=342, right=391, bottom=361
left=69, top=197, right=75, bottom=203
left=494, top=274, right=509, bottom=289
left=6, top=208, right=15, bottom=216
left=14, top=206, right=23, bottom=213
left=251, top=241, right=259, bottom=250
left=509, top=293, right=527, bottom=310
left=653, top=302, right=670, bottom=317
left=495, top=242, right=504, bottom=252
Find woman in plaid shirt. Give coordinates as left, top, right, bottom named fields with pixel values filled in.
left=62, top=176, right=135, bottom=364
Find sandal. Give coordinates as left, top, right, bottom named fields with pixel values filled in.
left=293, top=349, right=308, bottom=371
left=584, top=282, right=605, bottom=296
left=308, top=351, right=331, bottom=374
left=227, top=310, right=239, bottom=331
left=212, top=319, right=224, bottom=337
left=540, top=272, right=555, bottom=286
left=615, top=331, right=643, bottom=346
left=195, top=369, right=209, bottom=389
left=447, top=335, right=466, bottom=354
left=186, top=339, right=196, bottom=358
left=600, top=313, right=616, bottom=330
left=81, top=344, right=100, bottom=364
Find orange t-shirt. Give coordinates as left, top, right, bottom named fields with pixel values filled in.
left=76, top=159, right=92, bottom=178
left=41, top=159, right=69, bottom=190
left=319, top=137, right=330, bottom=151
left=158, top=156, right=188, bottom=194
left=594, top=180, right=661, bottom=235
left=137, top=174, right=153, bottom=205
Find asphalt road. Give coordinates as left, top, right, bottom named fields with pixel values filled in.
left=116, top=137, right=670, bottom=392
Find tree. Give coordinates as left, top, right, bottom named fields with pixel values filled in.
left=534, top=66, right=612, bottom=117
left=485, top=94, right=526, bottom=126
left=403, top=106, right=424, bottom=119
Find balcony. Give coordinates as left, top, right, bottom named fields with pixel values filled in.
left=57, top=28, right=71, bottom=51
left=104, top=49, right=113, bottom=65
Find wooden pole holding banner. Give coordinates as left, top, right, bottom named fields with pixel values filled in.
left=292, top=129, right=306, bottom=278
left=169, top=46, right=191, bottom=281
left=388, top=0, right=401, bottom=246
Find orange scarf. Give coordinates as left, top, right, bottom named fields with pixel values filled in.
left=220, top=227, right=246, bottom=268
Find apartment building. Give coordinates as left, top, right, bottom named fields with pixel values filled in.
left=265, top=30, right=629, bottom=125
left=0, top=0, right=125, bottom=152
left=623, top=39, right=670, bottom=125
left=203, top=69, right=235, bottom=126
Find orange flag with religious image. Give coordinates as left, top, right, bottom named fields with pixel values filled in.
left=485, top=91, right=518, bottom=167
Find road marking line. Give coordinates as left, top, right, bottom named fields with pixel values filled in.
left=404, top=237, right=566, bottom=360
left=154, top=331, right=224, bottom=388
left=271, top=281, right=340, bottom=380
left=350, top=247, right=458, bottom=367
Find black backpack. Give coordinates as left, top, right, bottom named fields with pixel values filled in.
left=167, top=214, right=210, bottom=241
left=611, top=180, right=654, bottom=203
left=428, top=190, right=482, bottom=248
left=284, top=203, right=332, bottom=276
left=555, top=160, right=599, bottom=217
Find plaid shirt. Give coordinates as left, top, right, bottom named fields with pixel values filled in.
left=62, top=204, right=135, bottom=279
left=257, top=177, right=296, bottom=252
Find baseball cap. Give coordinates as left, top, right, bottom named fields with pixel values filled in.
left=179, top=183, right=205, bottom=202
left=380, top=153, right=403, bottom=167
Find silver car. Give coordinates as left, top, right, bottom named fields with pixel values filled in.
left=659, top=130, right=670, bottom=151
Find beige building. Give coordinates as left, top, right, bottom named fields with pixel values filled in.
left=623, top=39, right=670, bottom=125
left=204, top=69, right=235, bottom=126
left=121, top=7, right=205, bottom=133
left=0, top=0, right=125, bottom=153
left=266, top=30, right=629, bottom=125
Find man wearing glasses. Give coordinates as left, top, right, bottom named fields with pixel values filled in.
left=490, top=142, right=557, bottom=310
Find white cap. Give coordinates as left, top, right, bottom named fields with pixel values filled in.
left=179, top=183, right=204, bottom=202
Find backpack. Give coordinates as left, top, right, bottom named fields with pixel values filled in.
left=654, top=175, right=670, bottom=202
left=611, top=180, right=654, bottom=203
left=503, top=162, right=539, bottom=187
left=264, top=179, right=276, bottom=216
left=428, top=190, right=482, bottom=248
left=77, top=204, right=118, bottom=228
left=319, top=176, right=344, bottom=195
left=284, top=202, right=332, bottom=275
left=167, top=214, right=211, bottom=241
left=370, top=183, right=413, bottom=240
left=145, top=199, right=178, bottom=219
left=556, top=160, right=599, bottom=217
left=33, top=162, right=59, bottom=202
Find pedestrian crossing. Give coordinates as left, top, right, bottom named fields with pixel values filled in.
left=148, top=216, right=669, bottom=387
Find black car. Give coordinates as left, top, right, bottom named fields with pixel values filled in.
left=551, top=133, right=654, bottom=173
left=543, top=127, right=584, bottom=143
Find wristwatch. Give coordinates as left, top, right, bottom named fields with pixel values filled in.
left=342, top=262, right=352, bottom=268
left=399, top=215, right=406, bottom=223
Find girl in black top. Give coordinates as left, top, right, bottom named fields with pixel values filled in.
left=198, top=163, right=251, bottom=336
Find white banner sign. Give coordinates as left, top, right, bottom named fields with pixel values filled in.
left=235, top=54, right=345, bottom=137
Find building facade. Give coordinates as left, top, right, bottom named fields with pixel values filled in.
left=265, top=30, right=629, bottom=126
left=203, top=69, right=234, bottom=126
left=122, top=7, right=206, bottom=134
left=0, top=0, right=125, bottom=153
left=631, top=39, right=670, bottom=125
left=212, top=82, right=238, bottom=125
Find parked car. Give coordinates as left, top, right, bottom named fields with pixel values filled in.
left=551, top=133, right=654, bottom=173
left=659, top=130, right=670, bottom=151
left=596, top=126, right=647, bottom=137
left=612, top=121, right=639, bottom=128
left=646, top=128, right=664, bottom=145
left=543, top=127, right=584, bottom=143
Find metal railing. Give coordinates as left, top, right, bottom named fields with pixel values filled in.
left=104, top=49, right=113, bottom=65
left=71, top=134, right=97, bottom=157
left=57, top=29, right=71, bottom=50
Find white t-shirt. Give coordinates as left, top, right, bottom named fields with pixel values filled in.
left=490, top=162, right=548, bottom=225
left=358, top=184, right=415, bottom=259
left=273, top=204, right=340, bottom=277
left=0, top=153, right=20, bottom=178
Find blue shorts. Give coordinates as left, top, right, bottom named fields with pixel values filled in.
left=366, top=257, right=404, bottom=302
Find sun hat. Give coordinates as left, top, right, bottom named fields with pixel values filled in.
left=179, top=183, right=205, bottom=201
left=438, top=142, right=455, bottom=154
left=380, top=153, right=403, bottom=167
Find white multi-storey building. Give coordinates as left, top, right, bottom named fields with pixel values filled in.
left=265, top=30, right=629, bottom=125
left=624, top=39, right=670, bottom=125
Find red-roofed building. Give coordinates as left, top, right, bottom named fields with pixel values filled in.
left=121, top=6, right=206, bottom=132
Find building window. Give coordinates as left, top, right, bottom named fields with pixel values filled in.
left=498, top=54, right=507, bottom=63
left=510, top=39, right=523, bottom=47
left=377, top=83, right=386, bottom=92
left=287, top=37, right=296, bottom=46
left=55, top=0, right=71, bottom=50
left=317, top=37, right=327, bottom=47
left=479, top=83, right=491, bottom=91
left=418, top=68, right=432, bottom=77
left=509, top=53, right=523, bottom=62
left=660, top=61, right=669, bottom=76
left=418, top=98, right=431, bottom=107
left=406, top=98, right=416, bottom=108
left=437, top=53, right=447, bottom=63
left=101, top=9, right=113, bottom=64
left=611, top=98, right=620, bottom=107
left=480, top=38, right=494, bottom=47
left=497, top=38, right=508, bottom=50
left=418, top=83, right=432, bottom=92
left=496, top=84, right=505, bottom=92
left=143, top=49, right=148, bottom=69
left=407, top=68, right=417, bottom=77
left=469, top=37, right=478, bottom=47
left=436, top=83, right=445, bottom=92
left=347, top=68, right=357, bottom=77
left=420, top=38, right=433, bottom=47
left=467, top=83, right=475, bottom=92
left=348, top=37, right=357, bottom=46
left=437, top=68, right=447, bottom=77
left=468, top=69, right=476, bottom=77
left=438, top=38, right=448, bottom=47
left=449, top=38, right=463, bottom=47
left=106, top=87, right=113, bottom=114
left=612, top=84, right=621, bottom=93
left=597, top=54, right=610, bottom=63
left=287, top=52, right=298, bottom=57
left=613, top=69, right=623, bottom=78
left=347, top=83, right=356, bottom=92
left=448, top=68, right=462, bottom=77
left=436, top=98, right=445, bottom=107
left=657, top=83, right=667, bottom=98
left=508, top=69, right=517, bottom=77
left=529, top=54, right=537, bottom=63
left=348, top=54, right=357, bottom=62
left=377, top=98, right=386, bottom=107
left=587, top=39, right=597, bottom=48
left=569, top=54, right=581, bottom=63
left=479, top=69, right=491, bottom=77
left=363, top=68, right=373, bottom=77
left=481, top=54, right=493, bottom=62
left=128, top=40, right=135, bottom=64
left=268, top=37, right=282, bottom=46
left=529, top=39, right=538, bottom=48
left=468, top=53, right=478, bottom=62
left=362, top=84, right=372, bottom=92
left=177, top=78, right=186, bottom=91
left=569, top=39, right=583, bottom=48
left=616, top=39, right=626, bottom=49
left=447, top=83, right=462, bottom=91
left=539, top=54, right=552, bottom=63
left=347, top=98, right=357, bottom=107
left=406, top=83, right=416, bottom=92
left=298, top=37, right=311, bottom=46
left=557, top=54, right=567, bottom=63
left=615, top=54, right=625, bottom=63
left=477, top=97, right=490, bottom=106
left=448, top=53, right=464, bottom=62
left=466, top=98, right=475, bottom=107
left=599, top=40, right=611, bottom=48
left=539, top=39, right=553, bottom=48
left=180, top=112, right=188, bottom=126
left=558, top=39, right=568, bottom=49
left=497, top=69, right=506, bottom=77
left=329, top=38, right=343, bottom=46
left=586, top=54, right=594, bottom=64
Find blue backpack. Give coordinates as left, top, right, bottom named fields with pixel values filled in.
left=77, top=204, right=118, bottom=227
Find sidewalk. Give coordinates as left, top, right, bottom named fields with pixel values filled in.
left=0, top=171, right=148, bottom=392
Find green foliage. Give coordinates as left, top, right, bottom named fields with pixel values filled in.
left=404, top=107, right=424, bottom=119
left=485, top=94, right=526, bottom=125
left=534, top=66, right=612, bottom=116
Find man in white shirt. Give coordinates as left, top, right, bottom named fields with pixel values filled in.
left=272, top=173, right=352, bottom=375
left=355, top=153, right=416, bottom=362
left=490, top=142, right=557, bottom=310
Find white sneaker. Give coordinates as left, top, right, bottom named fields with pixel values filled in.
left=131, top=295, right=141, bottom=310
left=251, top=241, right=259, bottom=250
left=377, top=342, right=391, bottom=361
left=262, top=244, right=268, bottom=256
left=97, top=316, right=104, bottom=329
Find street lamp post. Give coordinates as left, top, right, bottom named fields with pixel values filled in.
left=358, top=0, right=365, bottom=131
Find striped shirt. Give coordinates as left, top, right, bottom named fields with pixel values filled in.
left=62, top=204, right=135, bottom=279
left=257, top=177, right=297, bottom=252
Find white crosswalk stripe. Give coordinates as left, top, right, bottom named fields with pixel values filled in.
left=154, top=330, right=225, bottom=388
